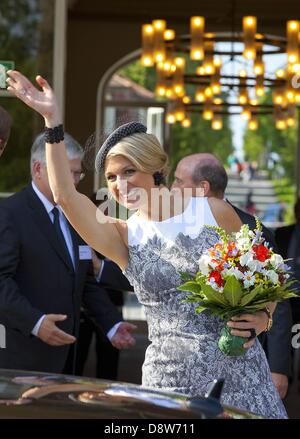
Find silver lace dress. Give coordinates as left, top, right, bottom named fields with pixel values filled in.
left=124, top=197, right=287, bottom=419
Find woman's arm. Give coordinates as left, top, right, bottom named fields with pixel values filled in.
left=6, top=71, right=128, bottom=269
left=60, top=192, right=129, bottom=269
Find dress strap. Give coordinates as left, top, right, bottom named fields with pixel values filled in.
left=205, top=197, right=219, bottom=227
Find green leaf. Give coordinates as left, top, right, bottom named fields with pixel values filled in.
left=195, top=272, right=206, bottom=283
left=182, top=295, right=202, bottom=303
left=254, top=216, right=262, bottom=232
left=201, top=283, right=228, bottom=306
left=177, top=281, right=202, bottom=294
left=282, top=292, right=300, bottom=299
left=240, top=285, right=263, bottom=306
left=178, top=271, right=194, bottom=282
left=205, top=225, right=228, bottom=242
left=195, top=305, right=207, bottom=314
left=223, top=276, right=243, bottom=306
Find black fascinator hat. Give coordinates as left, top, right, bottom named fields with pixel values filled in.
left=95, top=121, right=147, bottom=172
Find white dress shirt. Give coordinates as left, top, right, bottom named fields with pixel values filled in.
left=31, top=182, right=120, bottom=340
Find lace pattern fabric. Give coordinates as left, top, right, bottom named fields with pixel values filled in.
left=124, top=201, right=287, bottom=419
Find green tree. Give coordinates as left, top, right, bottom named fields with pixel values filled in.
left=243, top=92, right=297, bottom=223
left=0, top=0, right=54, bottom=192
left=170, top=113, right=234, bottom=173
left=119, top=61, right=156, bottom=92
left=243, top=91, right=297, bottom=183
left=0, top=0, right=39, bottom=60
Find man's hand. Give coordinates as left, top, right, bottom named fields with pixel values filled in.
left=271, top=373, right=289, bottom=399
left=227, top=311, right=269, bottom=349
left=38, top=314, right=76, bottom=346
left=111, top=322, right=137, bottom=349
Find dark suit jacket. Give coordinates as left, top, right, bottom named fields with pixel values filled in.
left=275, top=224, right=300, bottom=325
left=0, top=185, right=122, bottom=373
left=100, top=258, right=133, bottom=307
left=274, top=225, right=294, bottom=259
left=232, top=204, right=292, bottom=376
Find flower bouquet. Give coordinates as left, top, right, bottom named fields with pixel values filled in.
left=178, top=219, right=298, bottom=356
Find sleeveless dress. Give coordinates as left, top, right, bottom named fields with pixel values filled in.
left=124, top=197, right=287, bottom=419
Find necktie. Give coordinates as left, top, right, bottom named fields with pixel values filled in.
left=52, top=207, right=74, bottom=270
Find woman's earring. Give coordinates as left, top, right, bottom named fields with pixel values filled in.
left=153, top=172, right=165, bottom=186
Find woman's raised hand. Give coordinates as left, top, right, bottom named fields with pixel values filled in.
left=6, top=70, right=61, bottom=127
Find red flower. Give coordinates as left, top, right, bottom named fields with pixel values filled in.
left=253, top=244, right=270, bottom=262
left=209, top=271, right=224, bottom=287
left=211, top=259, right=224, bottom=272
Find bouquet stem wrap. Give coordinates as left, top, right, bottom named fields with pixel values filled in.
left=218, top=325, right=248, bottom=356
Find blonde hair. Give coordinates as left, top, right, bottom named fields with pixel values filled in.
left=105, top=132, right=169, bottom=178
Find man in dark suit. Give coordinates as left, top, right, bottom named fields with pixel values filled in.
left=76, top=250, right=134, bottom=379
left=275, top=198, right=300, bottom=327
left=0, top=132, right=136, bottom=374
left=172, top=153, right=292, bottom=399
left=75, top=193, right=134, bottom=379
left=0, top=105, right=12, bottom=158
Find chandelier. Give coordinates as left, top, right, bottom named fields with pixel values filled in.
left=141, top=17, right=300, bottom=130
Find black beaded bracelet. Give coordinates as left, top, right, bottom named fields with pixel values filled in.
left=44, top=124, right=64, bottom=144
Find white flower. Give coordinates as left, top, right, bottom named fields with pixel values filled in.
left=236, top=225, right=251, bottom=239
left=248, top=230, right=255, bottom=239
left=243, top=271, right=256, bottom=288
left=247, top=258, right=264, bottom=272
left=265, top=270, right=279, bottom=285
left=239, top=251, right=253, bottom=267
left=222, top=266, right=244, bottom=280
left=198, top=255, right=211, bottom=275
left=236, top=237, right=251, bottom=251
left=270, top=253, right=284, bottom=269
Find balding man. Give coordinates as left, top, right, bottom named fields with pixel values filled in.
left=0, top=106, right=12, bottom=158
left=172, top=153, right=292, bottom=399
